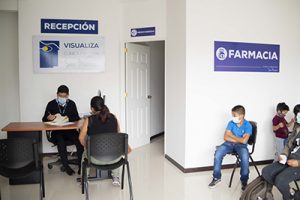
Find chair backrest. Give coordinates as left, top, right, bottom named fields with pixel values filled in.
left=0, top=138, right=38, bottom=170
left=248, top=121, right=257, bottom=154
left=248, top=121, right=257, bottom=146
left=87, top=133, right=128, bottom=163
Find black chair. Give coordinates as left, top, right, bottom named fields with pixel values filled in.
left=81, top=133, right=133, bottom=200
left=0, top=138, right=45, bottom=200
left=46, top=131, right=78, bottom=171
left=228, top=121, right=260, bottom=187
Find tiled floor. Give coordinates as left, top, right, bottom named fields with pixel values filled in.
left=0, top=136, right=289, bottom=200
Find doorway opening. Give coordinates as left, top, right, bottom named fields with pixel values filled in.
left=124, top=41, right=165, bottom=152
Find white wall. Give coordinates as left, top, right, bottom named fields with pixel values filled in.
left=0, top=11, right=19, bottom=138
left=18, top=0, right=166, bottom=153
left=18, top=0, right=122, bottom=153
left=185, top=0, right=300, bottom=168
left=0, top=0, right=17, bottom=11
left=121, top=0, right=166, bottom=42
left=146, top=41, right=165, bottom=137
left=165, top=0, right=186, bottom=166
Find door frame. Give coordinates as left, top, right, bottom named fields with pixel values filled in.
left=120, top=39, right=166, bottom=150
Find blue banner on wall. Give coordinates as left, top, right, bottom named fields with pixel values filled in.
left=131, top=27, right=156, bottom=37
left=41, top=19, right=98, bottom=34
left=214, top=41, right=280, bottom=72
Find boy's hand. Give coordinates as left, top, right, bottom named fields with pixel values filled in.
left=242, top=134, right=248, bottom=144
left=291, top=118, right=296, bottom=123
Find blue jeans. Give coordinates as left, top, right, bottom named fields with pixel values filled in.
left=213, top=141, right=250, bottom=182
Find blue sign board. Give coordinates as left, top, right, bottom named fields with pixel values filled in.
left=41, top=19, right=98, bottom=34
left=131, top=27, right=156, bottom=37
left=214, top=41, right=280, bottom=72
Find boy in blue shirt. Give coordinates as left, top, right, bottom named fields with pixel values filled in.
left=208, top=105, right=252, bottom=190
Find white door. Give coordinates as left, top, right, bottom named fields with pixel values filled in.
left=125, top=43, right=151, bottom=149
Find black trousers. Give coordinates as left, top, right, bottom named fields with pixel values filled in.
left=262, top=162, right=300, bottom=200
left=51, top=130, right=84, bottom=168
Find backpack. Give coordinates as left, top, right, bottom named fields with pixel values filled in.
left=240, top=176, right=274, bottom=200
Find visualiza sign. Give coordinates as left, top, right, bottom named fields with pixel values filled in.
left=214, top=41, right=280, bottom=72
left=41, top=19, right=98, bottom=34
left=33, top=36, right=105, bottom=73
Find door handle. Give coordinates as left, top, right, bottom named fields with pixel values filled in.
left=147, top=95, right=152, bottom=99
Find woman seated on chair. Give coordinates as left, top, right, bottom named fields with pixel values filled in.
left=262, top=104, right=300, bottom=200
left=79, top=96, right=131, bottom=186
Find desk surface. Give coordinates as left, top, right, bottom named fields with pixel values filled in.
left=1, top=120, right=83, bottom=132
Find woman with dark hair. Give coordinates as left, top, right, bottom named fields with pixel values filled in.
left=262, top=104, right=300, bottom=200
left=79, top=96, right=130, bottom=186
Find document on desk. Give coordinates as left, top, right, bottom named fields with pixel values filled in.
left=44, top=122, right=75, bottom=126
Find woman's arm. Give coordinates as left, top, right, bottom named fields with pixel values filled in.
left=79, top=118, right=89, bottom=146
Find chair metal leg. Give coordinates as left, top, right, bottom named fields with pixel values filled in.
left=84, top=177, right=89, bottom=200
left=121, top=164, right=125, bottom=190
left=42, top=166, right=45, bottom=198
left=229, top=158, right=239, bottom=188
left=82, top=161, right=89, bottom=200
left=126, top=163, right=133, bottom=200
left=81, top=161, right=86, bottom=194
left=294, top=181, right=300, bottom=191
left=249, top=155, right=260, bottom=176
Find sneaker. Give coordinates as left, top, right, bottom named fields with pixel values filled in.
left=112, top=176, right=121, bottom=187
left=208, top=178, right=221, bottom=189
left=241, top=181, right=247, bottom=191
left=65, top=166, right=75, bottom=176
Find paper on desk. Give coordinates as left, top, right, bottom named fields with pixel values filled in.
left=44, top=122, right=75, bottom=126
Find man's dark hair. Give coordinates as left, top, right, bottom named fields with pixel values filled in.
left=276, top=102, right=289, bottom=112
left=293, top=104, right=300, bottom=116
left=232, top=105, right=245, bottom=115
left=57, top=85, right=69, bottom=94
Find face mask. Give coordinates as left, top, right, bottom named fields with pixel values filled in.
left=232, top=116, right=241, bottom=124
left=57, top=97, right=67, bottom=106
left=278, top=112, right=285, bottom=118
left=297, top=113, right=300, bottom=123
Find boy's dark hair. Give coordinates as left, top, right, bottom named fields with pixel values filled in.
left=276, top=102, right=289, bottom=112
left=232, top=105, right=245, bottom=115
left=57, top=85, right=69, bottom=94
left=293, top=104, right=300, bottom=116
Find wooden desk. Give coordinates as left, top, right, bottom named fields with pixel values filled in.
left=2, top=121, right=83, bottom=132
left=1, top=120, right=83, bottom=185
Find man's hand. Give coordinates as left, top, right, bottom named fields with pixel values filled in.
left=287, top=159, right=299, bottom=167
left=47, top=114, right=56, bottom=121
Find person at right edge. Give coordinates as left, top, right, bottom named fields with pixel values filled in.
left=262, top=104, right=300, bottom=200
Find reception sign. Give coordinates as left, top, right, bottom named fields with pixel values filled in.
left=33, top=36, right=105, bottom=73
left=41, top=19, right=98, bottom=34
left=214, top=41, right=280, bottom=72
